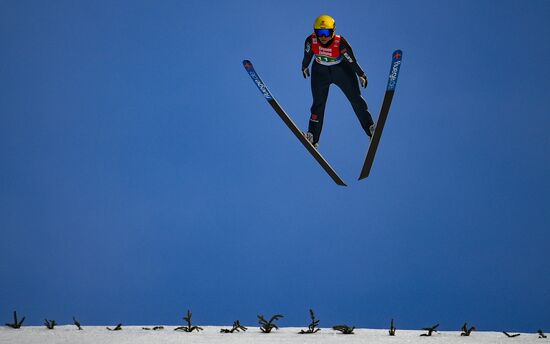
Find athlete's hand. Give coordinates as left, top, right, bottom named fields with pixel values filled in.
left=359, top=74, right=368, bottom=88
left=302, top=67, right=310, bottom=78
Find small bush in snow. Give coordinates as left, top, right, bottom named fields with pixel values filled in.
left=299, top=309, right=320, bottom=334
left=220, top=320, right=248, bottom=333
left=258, top=314, right=283, bottom=333
left=461, top=322, right=476, bottom=336
left=174, top=310, right=203, bottom=332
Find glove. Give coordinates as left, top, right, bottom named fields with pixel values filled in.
left=359, top=74, right=368, bottom=88
left=302, top=67, right=310, bottom=78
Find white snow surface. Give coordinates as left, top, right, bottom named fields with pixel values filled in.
left=0, top=326, right=543, bottom=344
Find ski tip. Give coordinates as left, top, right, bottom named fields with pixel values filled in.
left=242, top=60, right=253, bottom=68
left=392, top=50, right=403, bottom=61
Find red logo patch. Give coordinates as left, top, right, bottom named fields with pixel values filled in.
left=310, top=114, right=318, bottom=120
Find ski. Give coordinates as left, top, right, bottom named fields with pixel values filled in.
left=243, top=60, right=347, bottom=186
left=358, top=50, right=403, bottom=180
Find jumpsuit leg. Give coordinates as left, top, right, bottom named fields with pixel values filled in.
left=308, top=63, right=331, bottom=144
left=332, top=64, right=374, bottom=137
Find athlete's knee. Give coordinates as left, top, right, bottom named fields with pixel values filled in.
left=309, top=113, right=321, bottom=123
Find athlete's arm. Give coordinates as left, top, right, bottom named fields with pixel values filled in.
left=302, top=36, right=314, bottom=75
left=340, top=37, right=366, bottom=77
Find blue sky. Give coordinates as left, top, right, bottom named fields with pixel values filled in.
left=1, top=0, right=549, bottom=332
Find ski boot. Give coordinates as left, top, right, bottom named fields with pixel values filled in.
left=369, top=123, right=376, bottom=140
left=303, top=131, right=318, bottom=148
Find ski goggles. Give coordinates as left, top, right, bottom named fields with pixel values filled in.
left=315, top=29, right=333, bottom=38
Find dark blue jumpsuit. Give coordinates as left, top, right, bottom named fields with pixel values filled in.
left=302, top=35, right=374, bottom=144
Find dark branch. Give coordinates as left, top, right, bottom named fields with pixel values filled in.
left=73, top=317, right=83, bottom=330
left=389, top=318, right=396, bottom=336
left=333, top=325, right=355, bottom=334
left=5, top=310, right=25, bottom=329
left=44, top=319, right=56, bottom=330
left=503, top=331, right=520, bottom=338
left=107, top=324, right=122, bottom=331
left=420, top=324, right=439, bottom=336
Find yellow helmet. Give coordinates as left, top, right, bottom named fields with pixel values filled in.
left=314, top=15, right=335, bottom=30
left=313, top=15, right=335, bottom=38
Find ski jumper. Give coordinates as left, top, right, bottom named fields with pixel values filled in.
left=302, top=33, right=374, bottom=144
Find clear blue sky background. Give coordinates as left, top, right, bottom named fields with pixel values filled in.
left=1, top=0, right=549, bottom=332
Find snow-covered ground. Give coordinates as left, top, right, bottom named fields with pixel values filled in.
left=0, top=326, right=544, bottom=344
